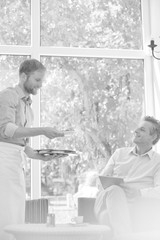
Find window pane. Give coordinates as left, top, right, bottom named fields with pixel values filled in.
left=0, top=0, right=31, bottom=45
left=0, top=55, right=29, bottom=89
left=41, top=0, right=142, bottom=49
left=0, top=55, right=31, bottom=199
left=40, top=56, right=144, bottom=200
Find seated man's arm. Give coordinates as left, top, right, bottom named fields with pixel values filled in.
left=100, top=150, right=119, bottom=176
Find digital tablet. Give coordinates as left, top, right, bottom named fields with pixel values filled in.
left=99, top=176, right=124, bottom=189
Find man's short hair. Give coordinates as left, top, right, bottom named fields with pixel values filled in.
left=19, top=59, right=46, bottom=76
left=143, top=116, right=160, bottom=145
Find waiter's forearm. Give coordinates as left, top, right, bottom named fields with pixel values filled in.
left=13, top=126, right=64, bottom=139
left=13, top=127, right=45, bottom=138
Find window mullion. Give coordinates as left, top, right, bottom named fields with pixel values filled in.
left=30, top=0, right=41, bottom=199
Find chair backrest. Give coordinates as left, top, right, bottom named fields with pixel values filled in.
left=78, top=197, right=97, bottom=224
left=25, top=198, right=48, bottom=223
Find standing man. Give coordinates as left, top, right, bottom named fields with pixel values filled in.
left=0, top=59, right=64, bottom=240
left=94, top=116, right=160, bottom=238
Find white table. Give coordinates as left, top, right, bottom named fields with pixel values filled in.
left=5, top=223, right=113, bottom=240
left=116, top=231, right=160, bottom=240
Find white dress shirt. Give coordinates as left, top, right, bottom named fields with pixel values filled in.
left=101, top=147, right=160, bottom=198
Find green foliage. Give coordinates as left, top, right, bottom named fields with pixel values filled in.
left=41, top=0, right=142, bottom=48
left=0, top=0, right=30, bottom=45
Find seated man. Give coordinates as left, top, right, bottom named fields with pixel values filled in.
left=94, top=116, right=160, bottom=238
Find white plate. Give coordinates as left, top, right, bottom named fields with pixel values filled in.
left=67, top=222, right=89, bottom=227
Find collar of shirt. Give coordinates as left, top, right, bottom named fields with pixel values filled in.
left=22, top=96, right=32, bottom=105
left=15, top=85, right=32, bottom=105
left=129, top=146, right=154, bottom=160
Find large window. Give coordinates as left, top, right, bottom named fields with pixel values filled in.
left=40, top=56, right=144, bottom=197
left=0, top=0, right=155, bottom=222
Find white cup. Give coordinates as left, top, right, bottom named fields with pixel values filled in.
left=71, top=216, right=83, bottom=224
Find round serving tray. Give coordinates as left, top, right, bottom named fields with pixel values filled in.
left=36, top=149, right=77, bottom=156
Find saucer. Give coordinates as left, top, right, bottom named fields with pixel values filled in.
left=67, top=222, right=89, bottom=227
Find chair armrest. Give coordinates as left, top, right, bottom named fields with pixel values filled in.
left=78, top=197, right=98, bottom=224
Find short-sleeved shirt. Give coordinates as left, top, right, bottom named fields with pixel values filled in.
left=0, top=85, right=34, bottom=146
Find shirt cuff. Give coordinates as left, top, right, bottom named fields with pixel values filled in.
left=4, top=123, right=18, bottom=138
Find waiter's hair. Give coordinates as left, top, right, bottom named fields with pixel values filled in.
left=19, top=59, right=46, bottom=76
left=143, top=116, right=160, bottom=145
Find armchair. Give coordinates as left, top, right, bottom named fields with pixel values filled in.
left=77, top=196, right=160, bottom=240
left=78, top=197, right=97, bottom=224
